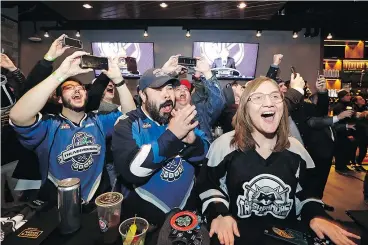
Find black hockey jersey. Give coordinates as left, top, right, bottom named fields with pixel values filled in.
left=198, top=131, right=329, bottom=243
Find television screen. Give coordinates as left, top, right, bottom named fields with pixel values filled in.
left=193, top=42, right=259, bottom=79
left=91, top=42, right=154, bottom=78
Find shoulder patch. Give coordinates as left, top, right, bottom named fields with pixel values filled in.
left=287, top=137, right=315, bottom=169
left=206, top=130, right=237, bottom=167
left=114, top=114, right=129, bottom=126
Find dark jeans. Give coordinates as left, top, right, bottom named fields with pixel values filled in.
left=307, top=155, right=333, bottom=199
left=334, top=135, right=356, bottom=170
left=356, top=137, right=368, bottom=165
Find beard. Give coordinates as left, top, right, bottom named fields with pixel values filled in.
left=62, top=96, right=87, bottom=113
left=145, top=98, right=174, bottom=125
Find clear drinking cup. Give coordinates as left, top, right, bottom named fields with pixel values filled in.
left=119, top=217, right=149, bottom=245
left=95, top=192, right=123, bottom=244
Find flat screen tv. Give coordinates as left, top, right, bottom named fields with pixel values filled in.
left=91, top=42, right=154, bottom=78
left=193, top=42, right=259, bottom=79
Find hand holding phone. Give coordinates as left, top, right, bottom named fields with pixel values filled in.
left=62, top=36, right=83, bottom=49
left=80, top=55, right=108, bottom=70
left=178, top=56, right=197, bottom=67
left=291, top=66, right=297, bottom=79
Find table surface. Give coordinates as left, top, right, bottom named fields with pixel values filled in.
left=4, top=208, right=367, bottom=245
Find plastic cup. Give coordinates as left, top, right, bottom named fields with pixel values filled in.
left=95, top=192, right=123, bottom=244
left=119, top=217, right=149, bottom=245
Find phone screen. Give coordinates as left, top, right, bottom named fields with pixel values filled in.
left=80, top=55, right=108, bottom=70
left=178, top=56, right=197, bottom=67
left=64, top=37, right=82, bottom=49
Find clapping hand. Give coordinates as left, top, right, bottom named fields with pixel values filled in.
left=0, top=54, right=17, bottom=72
left=45, top=34, right=70, bottom=61
left=168, top=105, right=198, bottom=140
left=162, top=54, right=185, bottom=76
left=55, top=51, right=92, bottom=80
left=310, top=218, right=360, bottom=245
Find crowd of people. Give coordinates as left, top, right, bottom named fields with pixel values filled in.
left=1, top=34, right=368, bottom=245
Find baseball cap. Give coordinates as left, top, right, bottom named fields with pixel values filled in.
left=180, top=79, right=192, bottom=91
left=138, top=68, right=180, bottom=91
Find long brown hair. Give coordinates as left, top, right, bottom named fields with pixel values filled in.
left=231, top=77, right=290, bottom=152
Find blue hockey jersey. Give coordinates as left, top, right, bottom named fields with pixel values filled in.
left=10, top=110, right=122, bottom=202
left=112, top=108, right=209, bottom=213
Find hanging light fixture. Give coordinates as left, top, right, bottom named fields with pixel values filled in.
left=143, top=28, right=148, bottom=37
left=292, top=31, right=298, bottom=39
left=44, top=31, right=49, bottom=38
left=186, top=29, right=191, bottom=38
left=256, top=30, right=262, bottom=37
left=76, top=31, right=81, bottom=37
left=327, top=33, right=333, bottom=39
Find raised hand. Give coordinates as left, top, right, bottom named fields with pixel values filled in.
left=273, top=54, right=283, bottom=66
left=290, top=73, right=305, bottom=92
left=337, top=110, right=354, bottom=120
left=168, top=105, right=199, bottom=139
left=102, top=57, right=123, bottom=84
left=210, top=215, right=240, bottom=245
left=0, top=54, right=17, bottom=72
left=45, top=34, right=70, bottom=61
left=310, top=218, right=360, bottom=245
left=195, top=56, right=212, bottom=79
left=316, top=76, right=327, bottom=92
left=55, top=51, right=92, bottom=80
left=162, top=54, right=185, bottom=76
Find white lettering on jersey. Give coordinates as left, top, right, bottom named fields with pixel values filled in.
left=236, top=174, right=293, bottom=219
left=57, top=132, right=101, bottom=172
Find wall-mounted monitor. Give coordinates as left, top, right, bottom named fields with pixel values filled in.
left=91, top=42, right=154, bottom=78
left=193, top=42, right=259, bottom=79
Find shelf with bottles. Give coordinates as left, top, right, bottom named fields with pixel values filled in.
left=343, top=60, right=368, bottom=72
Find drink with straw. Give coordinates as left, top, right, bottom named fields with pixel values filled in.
left=120, top=217, right=149, bottom=245
left=95, top=192, right=123, bottom=244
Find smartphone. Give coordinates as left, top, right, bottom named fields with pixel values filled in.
left=63, top=36, right=83, bottom=49
left=291, top=66, right=297, bottom=79
left=80, top=55, right=108, bottom=70
left=178, top=56, right=197, bottom=67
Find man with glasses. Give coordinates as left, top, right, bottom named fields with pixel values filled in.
left=9, top=51, right=136, bottom=205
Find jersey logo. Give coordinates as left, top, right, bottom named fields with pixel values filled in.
left=57, top=132, right=101, bottom=172
left=161, top=156, right=184, bottom=182
left=236, top=174, right=293, bottom=219
left=60, top=123, right=70, bottom=129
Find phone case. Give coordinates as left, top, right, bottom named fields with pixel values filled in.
left=62, top=37, right=83, bottom=49
left=264, top=227, right=308, bottom=245
left=80, top=55, right=108, bottom=70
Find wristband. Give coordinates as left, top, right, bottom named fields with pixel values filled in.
left=52, top=71, right=66, bottom=82
left=114, top=79, right=126, bottom=87
left=44, top=54, right=56, bottom=62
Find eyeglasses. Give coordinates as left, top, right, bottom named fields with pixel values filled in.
left=247, top=92, right=283, bottom=105
left=62, top=85, right=85, bottom=92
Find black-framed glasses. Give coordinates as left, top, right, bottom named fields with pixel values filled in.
left=62, top=85, right=85, bottom=92
left=247, top=92, right=283, bottom=105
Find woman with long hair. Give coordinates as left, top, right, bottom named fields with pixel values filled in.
left=198, top=77, right=360, bottom=245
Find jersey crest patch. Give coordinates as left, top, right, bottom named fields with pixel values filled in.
left=57, top=132, right=101, bottom=172
left=236, top=174, right=293, bottom=219
left=161, top=156, right=184, bottom=182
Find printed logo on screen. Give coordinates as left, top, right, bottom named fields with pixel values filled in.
left=96, top=43, right=142, bottom=62
left=98, top=217, right=108, bottom=232
left=18, top=228, right=43, bottom=239
left=236, top=174, right=293, bottom=219
left=57, top=132, right=101, bottom=172
left=199, top=42, right=245, bottom=67
left=161, top=156, right=184, bottom=182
